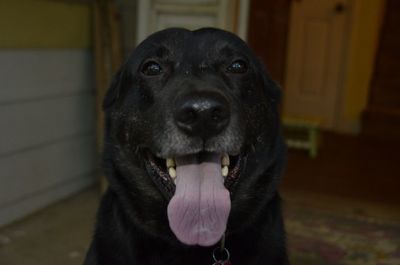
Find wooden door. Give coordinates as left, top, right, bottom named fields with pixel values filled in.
left=283, top=0, right=349, bottom=129
left=136, top=0, right=250, bottom=44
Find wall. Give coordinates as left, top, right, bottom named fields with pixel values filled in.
left=0, top=0, right=91, bottom=48
left=0, top=0, right=96, bottom=226
left=247, top=0, right=290, bottom=85
left=362, top=0, right=400, bottom=137
left=117, top=0, right=138, bottom=58
left=337, top=0, right=385, bottom=133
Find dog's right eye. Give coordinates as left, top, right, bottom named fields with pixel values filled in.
left=141, top=61, right=163, bottom=76
left=227, top=59, right=247, bottom=74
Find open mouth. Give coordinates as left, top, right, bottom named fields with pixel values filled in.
left=145, top=152, right=242, bottom=197
left=145, top=151, right=244, bottom=246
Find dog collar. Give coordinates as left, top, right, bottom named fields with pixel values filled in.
left=212, top=234, right=231, bottom=265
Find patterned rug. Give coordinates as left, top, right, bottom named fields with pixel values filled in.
left=285, top=205, right=400, bottom=265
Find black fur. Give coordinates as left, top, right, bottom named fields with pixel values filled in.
left=84, top=28, right=288, bottom=265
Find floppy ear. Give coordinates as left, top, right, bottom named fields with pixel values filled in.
left=102, top=67, right=127, bottom=110
left=255, top=58, right=282, bottom=105
left=263, top=74, right=283, bottom=105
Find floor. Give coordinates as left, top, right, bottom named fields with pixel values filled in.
left=1, top=185, right=400, bottom=265
left=0, top=188, right=100, bottom=265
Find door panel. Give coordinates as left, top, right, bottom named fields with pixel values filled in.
left=156, top=13, right=218, bottom=31
left=137, top=0, right=249, bottom=44
left=283, top=0, right=349, bottom=128
left=301, top=19, right=329, bottom=95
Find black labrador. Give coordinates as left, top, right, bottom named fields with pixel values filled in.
left=84, top=28, right=288, bottom=265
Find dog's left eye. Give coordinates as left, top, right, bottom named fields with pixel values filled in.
left=227, top=60, right=247, bottom=74
left=141, top=61, right=163, bottom=76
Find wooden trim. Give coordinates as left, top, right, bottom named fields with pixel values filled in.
left=137, top=0, right=152, bottom=44
left=93, top=1, right=107, bottom=151
left=237, top=0, right=250, bottom=41
left=93, top=0, right=123, bottom=191
left=108, top=2, right=124, bottom=71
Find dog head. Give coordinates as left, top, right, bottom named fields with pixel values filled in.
left=103, top=28, right=284, bottom=247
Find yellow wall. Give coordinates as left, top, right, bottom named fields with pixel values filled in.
left=0, top=0, right=91, bottom=49
left=339, top=0, right=385, bottom=132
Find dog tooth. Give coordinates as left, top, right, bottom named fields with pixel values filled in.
left=166, top=158, right=175, bottom=168
left=222, top=154, right=230, bottom=166
left=168, top=167, right=177, bottom=179
left=222, top=166, right=229, bottom=177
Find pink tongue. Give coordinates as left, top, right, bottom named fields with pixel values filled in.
left=167, top=153, right=231, bottom=246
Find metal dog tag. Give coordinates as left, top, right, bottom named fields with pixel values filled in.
left=212, top=247, right=231, bottom=265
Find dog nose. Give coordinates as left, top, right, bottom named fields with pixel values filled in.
left=174, top=92, right=230, bottom=139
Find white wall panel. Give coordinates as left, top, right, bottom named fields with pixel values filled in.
left=0, top=50, right=93, bottom=103
left=0, top=136, right=96, bottom=206
left=0, top=49, right=96, bottom=226
left=0, top=94, right=95, bottom=155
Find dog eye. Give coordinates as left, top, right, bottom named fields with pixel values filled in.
left=227, top=60, right=247, bottom=74
left=141, top=61, right=163, bottom=76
